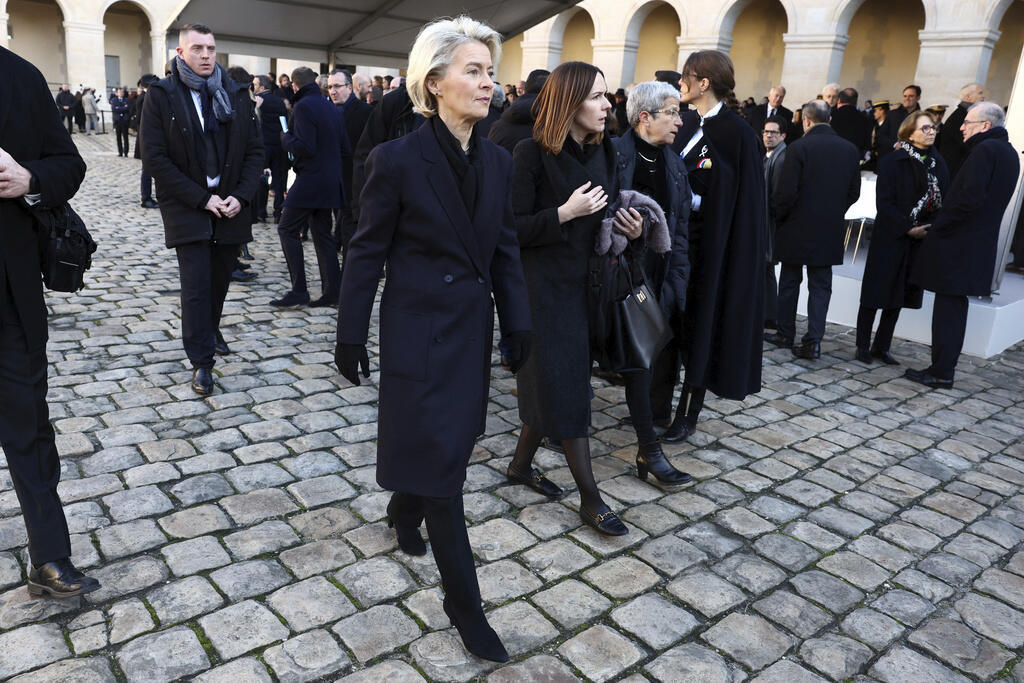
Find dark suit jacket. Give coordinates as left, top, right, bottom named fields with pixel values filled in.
left=831, top=105, right=872, bottom=155
left=773, top=124, right=861, bottom=266
left=281, top=83, right=350, bottom=209
left=913, top=127, right=1020, bottom=296
left=938, top=102, right=970, bottom=180
left=338, top=92, right=372, bottom=200
left=765, top=141, right=787, bottom=260
left=748, top=103, right=793, bottom=135
left=0, top=47, right=86, bottom=350
left=338, top=122, right=530, bottom=497
left=256, top=91, right=287, bottom=150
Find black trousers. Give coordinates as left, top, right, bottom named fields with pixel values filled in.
left=140, top=171, right=154, bottom=203
left=114, top=122, right=130, bottom=155
left=649, top=311, right=684, bottom=421
left=0, top=321, right=71, bottom=566
left=856, top=306, right=900, bottom=351
left=175, top=240, right=239, bottom=370
left=765, top=262, right=778, bottom=326
left=930, top=293, right=969, bottom=380
left=623, top=369, right=657, bottom=445
left=61, top=111, right=74, bottom=134
left=257, top=147, right=288, bottom=220
left=278, top=206, right=339, bottom=298
left=778, top=263, right=832, bottom=343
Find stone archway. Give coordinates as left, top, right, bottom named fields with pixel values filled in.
left=839, top=0, right=925, bottom=105
left=6, top=0, right=68, bottom=87
left=629, top=1, right=683, bottom=84
left=102, top=0, right=152, bottom=92
left=727, top=0, right=788, bottom=101
left=986, top=0, right=1024, bottom=104
left=561, top=7, right=595, bottom=64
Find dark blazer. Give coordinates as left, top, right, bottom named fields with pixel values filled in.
left=337, top=122, right=530, bottom=497
left=938, top=102, right=970, bottom=180
left=831, top=105, right=872, bottom=155
left=488, top=93, right=537, bottom=155
left=255, top=91, right=287, bottom=149
left=110, top=95, right=130, bottom=124
left=872, top=115, right=898, bottom=168
left=281, top=83, right=350, bottom=209
left=860, top=148, right=949, bottom=310
left=613, top=129, right=691, bottom=318
left=773, top=124, right=861, bottom=266
left=765, top=141, right=788, bottom=261
left=912, top=127, right=1020, bottom=297
left=338, top=92, right=372, bottom=199
left=55, top=90, right=75, bottom=111
left=0, top=47, right=86, bottom=351
left=131, top=89, right=146, bottom=158
left=748, top=103, right=793, bottom=136
left=141, top=64, right=264, bottom=247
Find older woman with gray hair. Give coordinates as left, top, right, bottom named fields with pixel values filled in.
left=335, top=16, right=531, bottom=662
left=614, top=80, right=693, bottom=485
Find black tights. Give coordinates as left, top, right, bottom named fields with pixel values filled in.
left=512, top=423, right=605, bottom=512
left=675, top=383, right=706, bottom=428
left=622, top=370, right=657, bottom=445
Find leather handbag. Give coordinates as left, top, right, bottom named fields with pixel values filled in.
left=614, top=262, right=672, bottom=372
left=33, top=203, right=97, bottom=293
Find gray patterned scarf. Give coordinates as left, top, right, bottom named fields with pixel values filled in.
left=174, top=56, right=234, bottom=125
left=899, top=141, right=942, bottom=223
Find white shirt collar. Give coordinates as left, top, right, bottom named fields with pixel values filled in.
left=700, top=100, right=724, bottom=126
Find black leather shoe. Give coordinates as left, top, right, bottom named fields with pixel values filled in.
left=636, top=443, right=692, bottom=486
left=764, top=319, right=778, bottom=330
left=871, top=347, right=900, bottom=365
left=506, top=465, right=563, bottom=497
left=270, top=291, right=310, bottom=308
left=140, top=199, right=158, bottom=209
left=240, top=246, right=254, bottom=260
left=214, top=341, right=229, bottom=356
left=541, top=437, right=564, bottom=454
left=661, top=416, right=695, bottom=444
left=231, top=269, right=257, bottom=282
left=28, top=559, right=99, bottom=599
left=855, top=347, right=873, bottom=363
left=579, top=504, right=628, bottom=536
left=191, top=368, right=214, bottom=396
left=443, top=599, right=509, bottom=663
left=386, top=499, right=426, bottom=556
left=236, top=261, right=251, bottom=271
left=764, top=331, right=794, bottom=347
left=309, top=294, right=339, bottom=308
left=903, top=368, right=953, bottom=389
left=793, top=341, right=821, bottom=359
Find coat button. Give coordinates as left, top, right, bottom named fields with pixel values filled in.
left=443, top=274, right=454, bottom=283
left=477, top=277, right=485, bottom=284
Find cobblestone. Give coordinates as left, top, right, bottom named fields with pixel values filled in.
left=1, top=136, right=1023, bottom=680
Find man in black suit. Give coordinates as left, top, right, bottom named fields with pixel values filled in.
left=327, top=68, right=372, bottom=253
left=55, top=84, right=75, bottom=134
left=869, top=100, right=897, bottom=170
left=132, top=74, right=160, bottom=208
left=272, top=67, right=350, bottom=309
left=762, top=115, right=788, bottom=330
left=768, top=100, right=861, bottom=358
left=142, top=24, right=264, bottom=395
left=888, top=84, right=922, bottom=131
left=748, top=86, right=793, bottom=137
left=831, top=87, right=871, bottom=159
left=908, top=102, right=1019, bottom=388
left=939, top=82, right=985, bottom=181
left=0, top=46, right=99, bottom=598
left=252, top=74, right=288, bottom=222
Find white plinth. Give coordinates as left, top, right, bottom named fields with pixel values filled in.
left=786, top=252, right=1024, bottom=359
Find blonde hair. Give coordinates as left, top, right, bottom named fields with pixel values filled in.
left=407, top=16, right=502, bottom=118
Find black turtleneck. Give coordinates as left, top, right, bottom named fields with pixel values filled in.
left=431, top=115, right=481, bottom=218
left=632, top=131, right=668, bottom=212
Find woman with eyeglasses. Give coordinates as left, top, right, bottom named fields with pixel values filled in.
left=612, top=80, right=693, bottom=485
left=856, top=111, right=949, bottom=363
left=654, top=51, right=765, bottom=444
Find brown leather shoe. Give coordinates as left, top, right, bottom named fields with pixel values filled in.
left=28, top=559, right=100, bottom=599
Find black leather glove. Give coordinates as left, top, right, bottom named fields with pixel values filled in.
left=335, top=343, right=370, bottom=386
left=503, top=331, right=532, bottom=374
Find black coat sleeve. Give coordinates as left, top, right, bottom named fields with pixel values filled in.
left=846, top=154, right=862, bottom=209
left=771, top=144, right=802, bottom=221
left=281, top=101, right=317, bottom=159
left=230, top=98, right=265, bottom=205
left=21, top=68, right=85, bottom=208
left=511, top=141, right=565, bottom=247
left=931, top=145, right=994, bottom=236
left=490, top=156, right=532, bottom=337
left=350, top=103, right=387, bottom=219
left=141, top=88, right=211, bottom=210
left=662, top=166, right=692, bottom=316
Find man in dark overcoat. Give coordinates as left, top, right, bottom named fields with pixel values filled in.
left=132, top=74, right=160, bottom=208
left=908, top=102, right=1019, bottom=388
left=762, top=115, right=788, bottom=330
left=328, top=68, right=372, bottom=254
left=55, top=84, right=75, bottom=134
left=831, top=88, right=871, bottom=158
left=938, top=82, right=985, bottom=181
left=141, top=24, right=264, bottom=395
left=252, top=75, right=288, bottom=222
left=770, top=100, right=861, bottom=358
left=273, top=67, right=350, bottom=309
left=487, top=69, right=549, bottom=155
left=747, top=86, right=793, bottom=141
left=0, top=46, right=100, bottom=597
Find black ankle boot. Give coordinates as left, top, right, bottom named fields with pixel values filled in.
left=636, top=443, right=692, bottom=486
left=442, top=598, right=509, bottom=663
left=661, top=415, right=695, bottom=443
left=386, top=494, right=426, bottom=556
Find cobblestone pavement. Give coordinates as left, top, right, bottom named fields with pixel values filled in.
left=1, top=133, right=1023, bottom=682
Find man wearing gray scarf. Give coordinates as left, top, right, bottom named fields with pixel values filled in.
left=141, top=23, right=264, bottom=396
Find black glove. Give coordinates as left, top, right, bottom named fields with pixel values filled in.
left=335, top=343, right=370, bottom=386
left=503, top=331, right=532, bottom=374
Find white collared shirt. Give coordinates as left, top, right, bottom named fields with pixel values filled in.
left=681, top=101, right=724, bottom=211
left=190, top=88, right=221, bottom=189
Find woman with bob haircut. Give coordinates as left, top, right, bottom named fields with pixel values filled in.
left=657, top=50, right=765, bottom=443
left=335, top=16, right=531, bottom=663
left=506, top=61, right=646, bottom=537
left=856, top=110, right=948, bottom=364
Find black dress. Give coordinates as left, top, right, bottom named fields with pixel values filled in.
left=512, top=136, right=618, bottom=439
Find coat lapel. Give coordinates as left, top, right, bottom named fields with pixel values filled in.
left=418, top=124, right=487, bottom=277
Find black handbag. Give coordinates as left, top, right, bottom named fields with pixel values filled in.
left=33, top=203, right=97, bottom=293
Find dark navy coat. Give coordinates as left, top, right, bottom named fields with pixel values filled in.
left=337, top=122, right=530, bottom=497
left=281, top=83, right=350, bottom=209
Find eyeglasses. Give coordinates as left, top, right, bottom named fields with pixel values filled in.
left=763, top=129, right=782, bottom=136
left=651, top=108, right=681, bottom=119
left=917, top=125, right=936, bottom=133
left=963, top=119, right=987, bottom=126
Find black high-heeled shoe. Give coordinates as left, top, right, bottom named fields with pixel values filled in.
left=443, top=598, right=509, bottom=662
left=661, top=416, right=695, bottom=443
left=636, top=443, right=692, bottom=486
left=386, top=498, right=426, bottom=556
left=579, top=504, right=628, bottom=536
left=506, top=464, right=563, bottom=497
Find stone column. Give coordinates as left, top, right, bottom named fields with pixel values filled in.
left=778, top=33, right=849, bottom=107
left=63, top=20, right=106, bottom=91
left=915, top=29, right=1001, bottom=108
left=0, top=12, right=9, bottom=50
left=591, top=39, right=638, bottom=90
left=151, top=30, right=168, bottom=76
left=520, top=38, right=562, bottom=74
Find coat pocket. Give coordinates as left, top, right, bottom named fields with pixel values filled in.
left=379, top=306, right=431, bottom=381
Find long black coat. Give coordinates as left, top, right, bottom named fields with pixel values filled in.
left=613, top=129, right=691, bottom=318
left=0, top=47, right=86, bottom=351
left=831, top=106, right=872, bottom=155
left=765, top=142, right=788, bottom=262
left=860, top=148, right=949, bottom=310
left=281, top=83, right=349, bottom=209
left=337, top=123, right=530, bottom=497
left=512, top=137, right=618, bottom=438
left=338, top=93, right=372, bottom=200
left=487, top=93, right=537, bottom=155
left=912, top=127, right=1020, bottom=297
left=256, top=91, right=287, bottom=150
left=682, top=108, right=766, bottom=400
left=141, top=65, right=264, bottom=248
left=938, top=103, right=970, bottom=180
left=773, top=124, right=861, bottom=266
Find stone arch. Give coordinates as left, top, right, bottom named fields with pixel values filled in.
left=548, top=5, right=600, bottom=50
left=727, top=0, right=789, bottom=99
left=6, top=0, right=68, bottom=85
left=102, top=0, right=153, bottom=90
left=986, top=0, right=1024, bottom=103
left=557, top=6, right=596, bottom=64
left=985, top=0, right=1019, bottom=33
left=839, top=0, right=925, bottom=103
left=627, top=0, right=684, bottom=83
left=624, top=0, right=683, bottom=44
left=718, top=0, right=794, bottom=41
left=834, top=0, right=935, bottom=36
left=97, top=0, right=155, bottom=30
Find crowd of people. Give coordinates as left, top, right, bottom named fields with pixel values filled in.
left=0, top=13, right=1018, bottom=665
